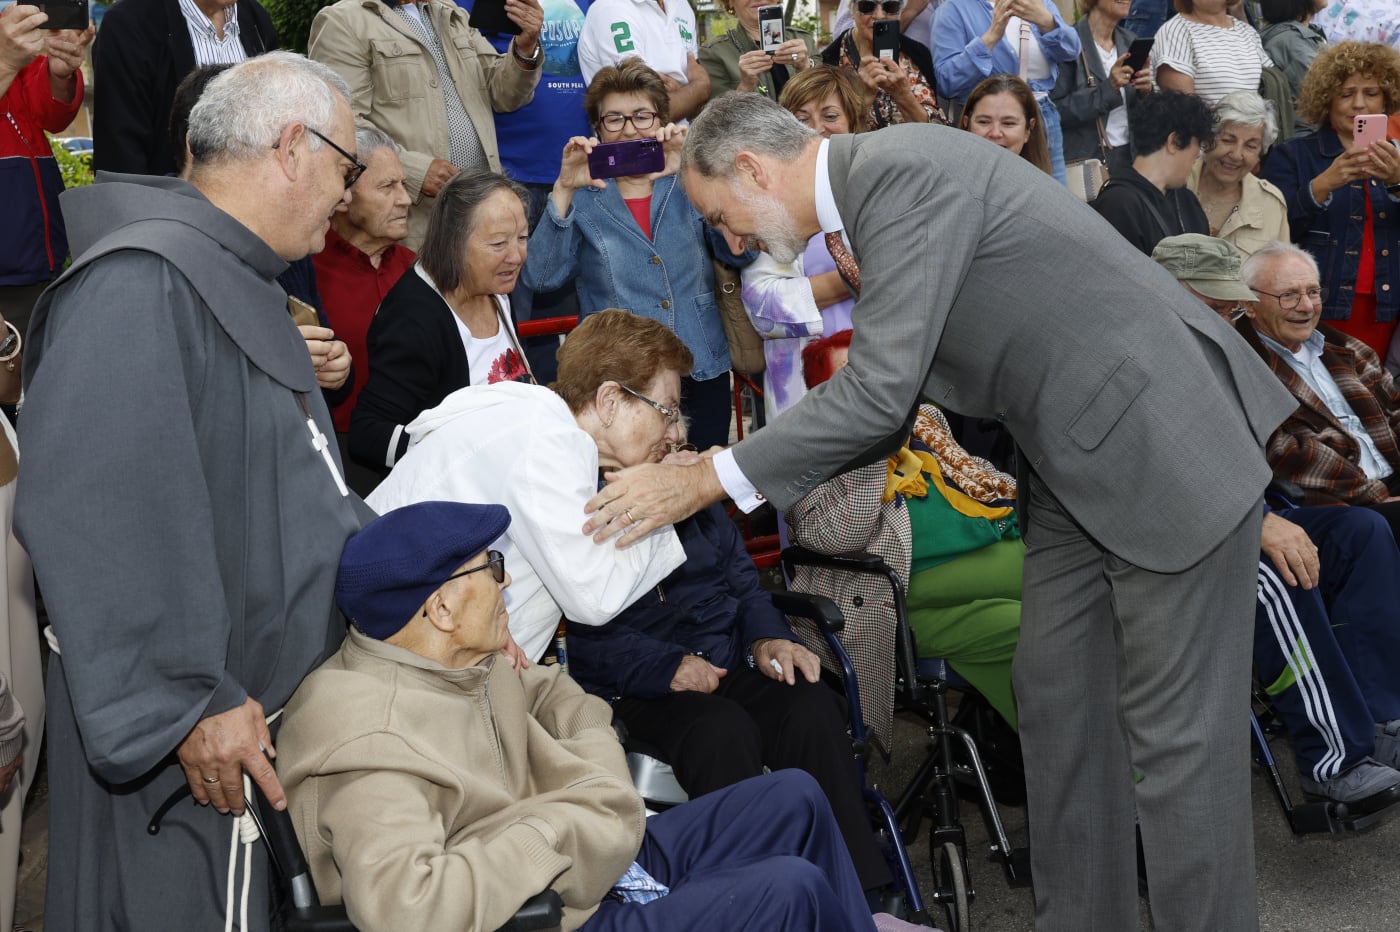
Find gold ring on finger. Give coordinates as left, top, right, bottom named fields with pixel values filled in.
left=203, top=775, right=220, bottom=784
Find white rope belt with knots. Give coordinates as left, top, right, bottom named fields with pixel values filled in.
left=46, top=626, right=283, bottom=932
left=225, top=706, right=283, bottom=932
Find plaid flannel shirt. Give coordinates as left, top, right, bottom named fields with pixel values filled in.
left=1239, top=320, right=1400, bottom=506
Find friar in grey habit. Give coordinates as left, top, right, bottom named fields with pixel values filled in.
left=14, top=54, right=371, bottom=931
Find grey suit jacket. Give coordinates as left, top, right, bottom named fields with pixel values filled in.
left=731, top=126, right=1297, bottom=573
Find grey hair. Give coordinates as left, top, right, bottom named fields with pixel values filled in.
left=355, top=125, right=399, bottom=160
left=681, top=92, right=818, bottom=180
left=187, top=51, right=352, bottom=165
left=420, top=170, right=531, bottom=294
left=1241, top=240, right=1320, bottom=289
left=1212, top=90, right=1279, bottom=152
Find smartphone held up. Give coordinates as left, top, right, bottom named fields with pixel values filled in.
left=38, top=0, right=88, bottom=29
left=872, top=19, right=898, bottom=61
left=588, top=138, right=665, bottom=181
left=758, top=5, right=783, bottom=54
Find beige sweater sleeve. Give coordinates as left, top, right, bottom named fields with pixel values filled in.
left=314, top=735, right=576, bottom=932
left=0, top=673, right=24, bottom=768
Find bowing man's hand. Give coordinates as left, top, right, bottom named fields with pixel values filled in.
left=752, top=638, right=821, bottom=686
left=585, top=457, right=725, bottom=548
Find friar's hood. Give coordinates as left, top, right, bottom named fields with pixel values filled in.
left=38, top=172, right=315, bottom=392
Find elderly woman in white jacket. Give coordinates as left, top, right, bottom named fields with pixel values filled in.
left=367, top=309, right=691, bottom=664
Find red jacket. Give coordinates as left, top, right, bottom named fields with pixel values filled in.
left=1, top=56, right=83, bottom=286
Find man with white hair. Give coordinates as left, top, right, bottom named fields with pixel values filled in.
left=15, top=52, right=370, bottom=931
left=1238, top=240, right=1400, bottom=543
left=1154, top=233, right=1400, bottom=810
left=312, top=125, right=416, bottom=495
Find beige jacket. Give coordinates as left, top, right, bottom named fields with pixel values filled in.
left=277, top=629, right=646, bottom=932
left=1188, top=162, right=1290, bottom=260
left=309, top=0, right=540, bottom=248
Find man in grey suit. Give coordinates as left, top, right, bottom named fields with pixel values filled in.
left=585, top=93, right=1298, bottom=930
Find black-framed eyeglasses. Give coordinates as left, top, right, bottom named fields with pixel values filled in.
left=619, top=384, right=681, bottom=425
left=855, top=0, right=905, bottom=15
left=1252, top=286, right=1327, bottom=311
left=274, top=125, right=367, bottom=188
left=599, top=110, right=659, bottom=133
left=444, top=550, right=506, bottom=585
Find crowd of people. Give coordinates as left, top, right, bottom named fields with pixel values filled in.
left=1, top=0, right=1400, bottom=927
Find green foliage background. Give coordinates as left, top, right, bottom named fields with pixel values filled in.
left=49, top=135, right=94, bottom=189
left=265, top=0, right=335, bottom=54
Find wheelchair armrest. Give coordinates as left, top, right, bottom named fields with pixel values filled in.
left=782, top=545, right=892, bottom=576
left=769, top=589, right=845, bottom=634
left=282, top=906, right=358, bottom=932
left=496, top=890, right=565, bottom=931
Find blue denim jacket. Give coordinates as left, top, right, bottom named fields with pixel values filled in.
left=1262, top=127, right=1400, bottom=323
left=931, top=0, right=1080, bottom=101
left=524, top=175, right=737, bottom=381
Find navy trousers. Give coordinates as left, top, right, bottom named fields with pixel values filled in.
left=1254, top=505, right=1400, bottom=780
left=583, top=770, right=876, bottom=932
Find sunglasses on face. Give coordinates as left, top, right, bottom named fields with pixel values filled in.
left=855, top=0, right=905, bottom=15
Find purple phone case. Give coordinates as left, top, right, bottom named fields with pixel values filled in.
left=588, top=139, right=665, bottom=180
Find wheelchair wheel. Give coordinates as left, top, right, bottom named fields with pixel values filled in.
left=935, top=840, right=971, bottom=932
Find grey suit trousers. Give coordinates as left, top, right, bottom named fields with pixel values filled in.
left=1014, top=472, right=1261, bottom=931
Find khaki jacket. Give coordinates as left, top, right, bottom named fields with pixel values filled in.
left=1188, top=162, right=1290, bottom=260
left=277, top=630, right=646, bottom=932
left=309, top=0, right=540, bottom=247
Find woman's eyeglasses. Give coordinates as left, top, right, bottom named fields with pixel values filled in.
left=599, top=110, right=660, bottom=133
left=855, top=0, right=905, bottom=15
left=444, top=550, right=506, bottom=585
left=619, top=384, right=681, bottom=425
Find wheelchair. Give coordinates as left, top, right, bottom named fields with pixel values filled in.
left=1250, top=688, right=1400, bottom=836
left=618, top=588, right=936, bottom=927
left=780, top=546, right=1031, bottom=932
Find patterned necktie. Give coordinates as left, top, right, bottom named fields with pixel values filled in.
left=825, top=231, right=861, bottom=294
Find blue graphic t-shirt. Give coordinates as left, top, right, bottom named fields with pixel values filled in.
left=456, top=0, right=593, bottom=184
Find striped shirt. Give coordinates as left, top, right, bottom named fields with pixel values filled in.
left=177, top=0, right=247, bottom=66
left=1150, top=15, right=1272, bottom=105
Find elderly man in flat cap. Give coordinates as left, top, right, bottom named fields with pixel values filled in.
left=1155, top=234, right=1400, bottom=811
left=276, top=500, right=927, bottom=932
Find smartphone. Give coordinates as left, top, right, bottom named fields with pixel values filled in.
left=588, top=138, right=665, bottom=180
left=1124, top=37, right=1153, bottom=74
left=38, top=0, right=88, bottom=30
left=758, top=5, right=784, bottom=55
left=468, top=0, right=521, bottom=36
left=1353, top=113, right=1389, bottom=150
left=872, top=20, right=898, bottom=61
